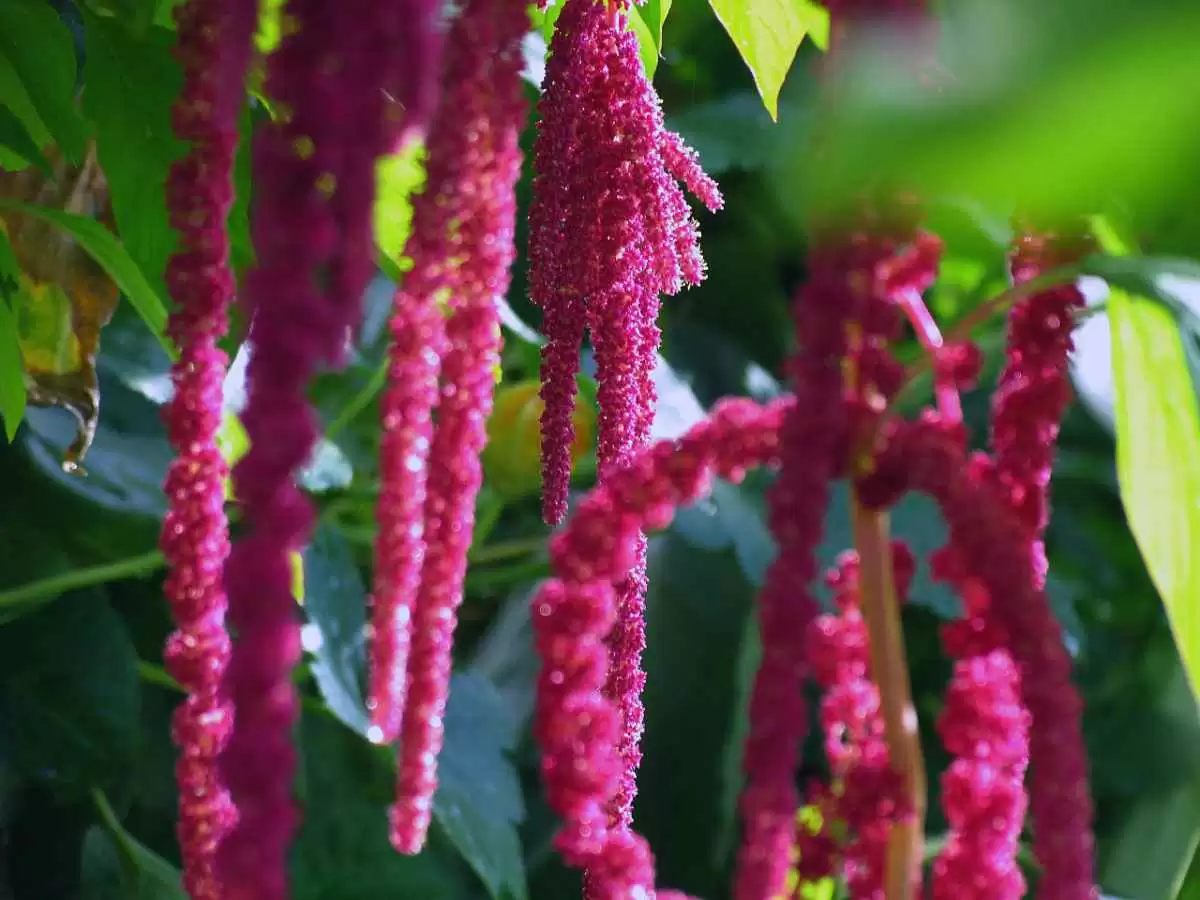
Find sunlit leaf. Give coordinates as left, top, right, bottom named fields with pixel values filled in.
left=0, top=0, right=89, bottom=163
left=706, top=0, right=816, bottom=120
left=1108, top=274, right=1200, bottom=703
left=374, top=141, right=425, bottom=275
left=641, top=0, right=672, bottom=48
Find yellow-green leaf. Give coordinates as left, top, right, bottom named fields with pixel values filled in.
left=707, top=0, right=813, bottom=120
left=373, top=141, right=425, bottom=276
left=1109, top=286, right=1200, bottom=704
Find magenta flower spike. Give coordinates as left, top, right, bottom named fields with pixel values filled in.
left=531, top=396, right=790, bottom=898
left=382, top=0, right=530, bottom=855
left=217, top=0, right=418, bottom=894
left=866, top=416, right=1098, bottom=900
left=159, top=2, right=255, bottom=897
left=529, top=0, right=722, bottom=527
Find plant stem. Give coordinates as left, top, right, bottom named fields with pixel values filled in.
left=324, top=356, right=390, bottom=442
left=0, top=549, right=165, bottom=608
left=851, top=497, right=926, bottom=900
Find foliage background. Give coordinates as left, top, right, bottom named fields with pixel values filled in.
left=0, top=0, right=1198, bottom=898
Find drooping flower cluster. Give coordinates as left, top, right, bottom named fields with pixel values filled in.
left=532, top=396, right=791, bottom=898
left=802, top=545, right=916, bottom=896
left=218, top=2, right=408, bottom=895
left=528, top=0, right=723, bottom=857
left=530, top=0, right=723, bottom=525
left=159, top=2, right=255, bottom=897
left=863, top=413, right=1097, bottom=900
left=376, top=0, right=531, bottom=855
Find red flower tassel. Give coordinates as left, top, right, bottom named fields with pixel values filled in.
left=160, top=2, right=255, bottom=897
left=533, top=396, right=790, bottom=898
left=382, top=0, right=530, bottom=854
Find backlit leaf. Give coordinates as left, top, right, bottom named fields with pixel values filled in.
left=706, top=0, right=815, bottom=120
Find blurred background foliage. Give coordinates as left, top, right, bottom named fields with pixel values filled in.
left=0, top=0, right=1198, bottom=898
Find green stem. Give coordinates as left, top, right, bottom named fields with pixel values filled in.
left=0, top=549, right=164, bottom=608
left=325, top=357, right=389, bottom=442
left=469, top=535, right=547, bottom=565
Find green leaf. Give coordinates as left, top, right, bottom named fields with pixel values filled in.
left=0, top=293, right=25, bottom=442
left=302, top=524, right=370, bottom=735
left=374, top=141, right=425, bottom=276
left=1099, top=669, right=1200, bottom=899
left=292, top=713, right=485, bottom=900
left=0, top=231, right=26, bottom=441
left=0, top=0, right=89, bottom=162
left=0, top=593, right=140, bottom=788
left=435, top=674, right=529, bottom=900
left=0, top=200, right=171, bottom=356
left=0, top=105, right=52, bottom=176
left=1109, top=281, right=1200, bottom=703
left=626, top=5, right=659, bottom=78
left=21, top=368, right=173, bottom=520
left=81, top=12, right=185, bottom=298
left=0, top=52, right=52, bottom=171
left=804, top=0, right=1200, bottom=224
left=79, top=826, right=186, bottom=900
left=641, top=0, right=672, bottom=47
left=706, top=0, right=814, bottom=120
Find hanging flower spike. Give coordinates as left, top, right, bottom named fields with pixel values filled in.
left=864, top=415, right=1098, bottom=900
left=219, top=1, right=401, bottom=894
left=530, top=0, right=722, bottom=526
left=991, top=227, right=1092, bottom=588
left=533, top=396, right=791, bottom=898
left=806, top=544, right=916, bottom=898
left=385, top=0, right=530, bottom=854
left=160, top=2, right=256, bottom=898
left=734, top=232, right=884, bottom=900
left=362, top=0, right=448, bottom=748
left=985, top=226, right=1096, bottom=895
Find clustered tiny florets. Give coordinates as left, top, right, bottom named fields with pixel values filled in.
left=160, top=2, right=256, bottom=897
left=150, top=0, right=1100, bottom=896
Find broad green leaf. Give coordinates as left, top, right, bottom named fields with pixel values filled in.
left=1108, top=280, right=1200, bottom=703
left=374, top=141, right=425, bottom=275
left=81, top=12, right=184, bottom=298
left=0, top=0, right=89, bottom=162
left=301, top=529, right=529, bottom=899
left=641, top=0, right=673, bottom=47
left=292, top=713, right=485, bottom=900
left=0, top=593, right=140, bottom=788
left=80, top=826, right=186, bottom=900
left=0, top=200, right=171, bottom=356
left=0, top=106, right=52, bottom=177
left=706, top=0, right=813, bottom=120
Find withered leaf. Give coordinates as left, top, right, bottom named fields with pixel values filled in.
left=0, top=141, right=119, bottom=474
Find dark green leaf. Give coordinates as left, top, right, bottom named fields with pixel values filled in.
left=20, top=367, right=172, bottom=520
left=0, top=593, right=140, bottom=788
left=706, top=0, right=818, bottom=120
left=81, top=12, right=184, bottom=298
left=79, top=818, right=186, bottom=900
left=293, top=712, right=485, bottom=900
left=0, top=52, right=52, bottom=171
left=0, top=200, right=171, bottom=356
left=0, top=105, right=52, bottom=176
left=0, top=0, right=88, bottom=162
left=302, top=524, right=370, bottom=735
